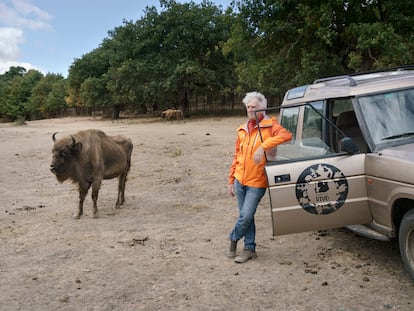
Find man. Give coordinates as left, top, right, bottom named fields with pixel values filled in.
left=227, top=91, right=292, bottom=263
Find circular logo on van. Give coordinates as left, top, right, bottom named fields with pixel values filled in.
left=295, top=163, right=348, bottom=215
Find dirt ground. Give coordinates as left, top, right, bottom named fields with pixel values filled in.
left=1, top=116, right=414, bottom=311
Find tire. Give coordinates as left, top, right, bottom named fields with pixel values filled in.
left=399, top=209, right=414, bottom=281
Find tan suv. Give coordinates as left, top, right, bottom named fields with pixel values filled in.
left=261, top=67, right=414, bottom=281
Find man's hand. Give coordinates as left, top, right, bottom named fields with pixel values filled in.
left=254, top=146, right=264, bottom=164
left=228, top=184, right=235, bottom=197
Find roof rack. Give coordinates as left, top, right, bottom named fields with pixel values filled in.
left=349, top=65, right=414, bottom=76
left=312, top=64, right=414, bottom=87
left=394, top=64, right=414, bottom=71
left=313, top=75, right=357, bottom=86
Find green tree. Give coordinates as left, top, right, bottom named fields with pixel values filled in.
left=80, top=76, right=109, bottom=115
left=227, top=0, right=414, bottom=97
left=154, top=0, right=233, bottom=114
left=44, top=78, right=67, bottom=117
left=69, top=0, right=233, bottom=117
left=0, top=69, right=43, bottom=120
left=105, top=60, right=141, bottom=118
left=28, top=74, right=66, bottom=119
left=1, top=66, right=27, bottom=81
left=0, top=66, right=28, bottom=119
left=67, top=47, right=110, bottom=114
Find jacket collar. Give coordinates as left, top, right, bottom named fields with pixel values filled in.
left=239, top=115, right=273, bottom=132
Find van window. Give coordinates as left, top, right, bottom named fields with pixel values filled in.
left=332, top=98, right=353, bottom=117
left=358, top=88, right=414, bottom=148
left=280, top=106, right=299, bottom=140
left=275, top=103, right=332, bottom=161
left=303, top=101, right=323, bottom=147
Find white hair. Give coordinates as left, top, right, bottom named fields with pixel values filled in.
left=242, top=91, right=267, bottom=110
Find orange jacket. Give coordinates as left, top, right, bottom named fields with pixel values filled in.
left=228, top=116, right=292, bottom=188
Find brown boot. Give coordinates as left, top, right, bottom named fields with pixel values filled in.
left=226, top=240, right=237, bottom=258
left=234, top=249, right=257, bottom=263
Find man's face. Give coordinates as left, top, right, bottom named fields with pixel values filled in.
left=246, top=99, right=263, bottom=120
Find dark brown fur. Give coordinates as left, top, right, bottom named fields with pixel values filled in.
left=50, top=129, right=133, bottom=218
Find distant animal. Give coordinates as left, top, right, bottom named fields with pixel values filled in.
left=50, top=129, right=133, bottom=219
left=161, top=109, right=183, bottom=120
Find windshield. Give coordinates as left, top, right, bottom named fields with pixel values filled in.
left=357, top=88, right=414, bottom=147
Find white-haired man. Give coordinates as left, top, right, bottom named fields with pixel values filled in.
left=227, top=91, right=292, bottom=263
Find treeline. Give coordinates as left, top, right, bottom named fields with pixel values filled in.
left=1, top=0, right=413, bottom=121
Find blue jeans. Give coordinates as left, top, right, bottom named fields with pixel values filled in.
left=229, top=179, right=266, bottom=251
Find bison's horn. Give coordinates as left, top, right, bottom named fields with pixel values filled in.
left=70, top=135, right=76, bottom=146
left=52, top=132, right=58, bottom=142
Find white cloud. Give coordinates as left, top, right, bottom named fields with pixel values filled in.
left=0, top=27, right=24, bottom=61
left=0, top=0, right=52, bottom=30
left=0, top=1, right=52, bottom=74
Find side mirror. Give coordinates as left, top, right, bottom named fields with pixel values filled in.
left=339, top=137, right=359, bottom=154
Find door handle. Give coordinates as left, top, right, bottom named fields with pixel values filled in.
left=274, top=174, right=291, bottom=183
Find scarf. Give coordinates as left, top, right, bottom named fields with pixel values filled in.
left=248, top=115, right=264, bottom=133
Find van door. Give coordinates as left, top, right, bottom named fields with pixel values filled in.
left=263, top=103, right=372, bottom=236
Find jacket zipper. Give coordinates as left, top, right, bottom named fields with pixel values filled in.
left=241, top=127, right=261, bottom=184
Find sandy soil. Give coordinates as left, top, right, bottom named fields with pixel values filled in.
left=0, top=116, right=413, bottom=311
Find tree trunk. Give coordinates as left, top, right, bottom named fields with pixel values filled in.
left=113, top=104, right=121, bottom=119
left=178, top=89, right=189, bottom=117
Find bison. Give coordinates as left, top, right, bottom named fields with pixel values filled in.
left=50, top=129, right=133, bottom=219
left=161, top=109, right=183, bottom=120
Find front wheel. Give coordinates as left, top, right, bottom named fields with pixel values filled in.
left=399, top=209, right=414, bottom=281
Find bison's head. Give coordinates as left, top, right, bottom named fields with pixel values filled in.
left=50, top=133, right=81, bottom=181
left=161, top=109, right=173, bottom=118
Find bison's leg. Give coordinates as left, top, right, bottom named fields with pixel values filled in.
left=116, top=171, right=128, bottom=208
left=115, top=177, right=123, bottom=209
left=116, top=152, right=131, bottom=209
left=75, top=182, right=90, bottom=219
left=91, top=180, right=102, bottom=218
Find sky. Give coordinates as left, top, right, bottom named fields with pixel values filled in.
left=0, top=0, right=232, bottom=77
